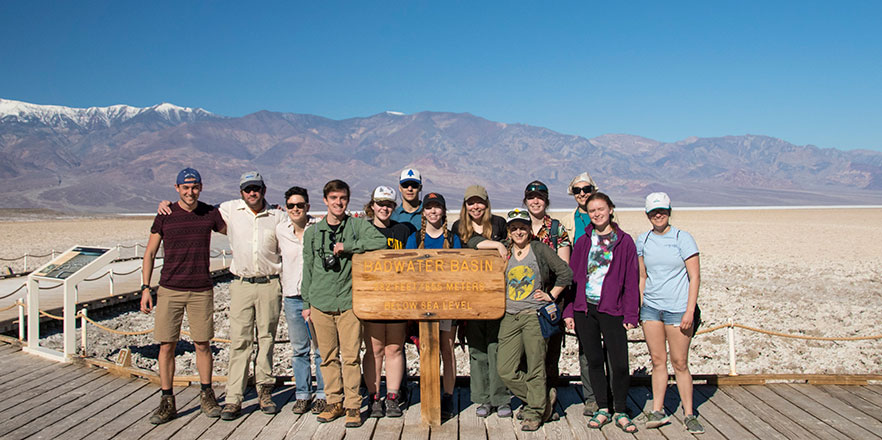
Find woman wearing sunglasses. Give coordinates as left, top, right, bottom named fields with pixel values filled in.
left=452, top=185, right=512, bottom=418
left=560, top=172, right=600, bottom=244
left=637, top=193, right=704, bottom=434
left=361, top=186, right=413, bottom=418
left=564, top=192, right=639, bottom=433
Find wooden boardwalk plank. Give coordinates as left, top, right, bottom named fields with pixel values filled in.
left=0, top=357, right=71, bottom=392
left=1, top=373, right=129, bottom=439
left=430, top=387, right=461, bottom=440
left=236, top=385, right=298, bottom=440
left=108, top=386, right=200, bottom=439
left=139, top=386, right=216, bottom=440
left=694, top=385, right=786, bottom=439
left=685, top=386, right=758, bottom=439
left=541, top=386, right=575, bottom=440
left=343, top=396, right=379, bottom=440
left=557, top=385, right=603, bottom=440
left=368, top=382, right=413, bottom=439
left=742, top=385, right=850, bottom=440
left=0, top=367, right=107, bottom=420
left=457, top=386, right=487, bottom=439
left=400, top=381, right=429, bottom=440
left=820, top=385, right=882, bottom=424
left=54, top=380, right=158, bottom=440
left=785, top=384, right=882, bottom=439
left=23, top=378, right=147, bottom=439
left=623, top=386, right=670, bottom=440
left=193, top=389, right=262, bottom=440
left=661, top=383, right=727, bottom=439
left=768, top=384, right=879, bottom=440
left=845, top=385, right=882, bottom=414
left=226, top=386, right=298, bottom=440
left=718, top=385, right=820, bottom=440
left=0, top=355, right=81, bottom=403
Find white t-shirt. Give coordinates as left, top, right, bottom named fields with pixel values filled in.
left=636, top=226, right=699, bottom=313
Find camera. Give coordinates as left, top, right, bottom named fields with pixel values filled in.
left=322, top=253, right=338, bottom=271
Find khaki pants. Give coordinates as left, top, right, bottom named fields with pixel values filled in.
left=224, top=279, right=282, bottom=403
left=311, top=307, right=363, bottom=409
left=497, top=311, right=548, bottom=421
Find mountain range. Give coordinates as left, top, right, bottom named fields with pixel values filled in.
left=2, top=97, right=881, bottom=213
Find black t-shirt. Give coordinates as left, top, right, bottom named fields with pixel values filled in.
left=452, top=214, right=507, bottom=248
left=375, top=221, right=412, bottom=249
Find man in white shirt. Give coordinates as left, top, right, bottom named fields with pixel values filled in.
left=275, top=186, right=326, bottom=415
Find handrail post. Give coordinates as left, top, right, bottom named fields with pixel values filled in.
left=51, top=249, right=56, bottom=260
left=108, top=270, right=114, bottom=295
left=221, top=249, right=227, bottom=267
left=23, top=253, right=28, bottom=272
left=727, top=319, right=738, bottom=376
left=134, top=243, right=140, bottom=257
left=81, top=307, right=88, bottom=354
left=18, top=299, right=25, bottom=341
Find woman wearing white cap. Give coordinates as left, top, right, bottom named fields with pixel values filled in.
left=361, top=186, right=412, bottom=418
left=637, top=192, right=704, bottom=434
left=560, top=172, right=600, bottom=244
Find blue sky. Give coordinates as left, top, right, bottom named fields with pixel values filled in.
left=3, top=1, right=880, bottom=151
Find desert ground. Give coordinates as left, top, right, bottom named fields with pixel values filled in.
left=3, top=207, right=881, bottom=377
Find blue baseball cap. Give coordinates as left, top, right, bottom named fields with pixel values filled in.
left=176, top=167, right=202, bottom=185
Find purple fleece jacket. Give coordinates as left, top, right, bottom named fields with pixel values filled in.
left=563, top=222, right=640, bottom=326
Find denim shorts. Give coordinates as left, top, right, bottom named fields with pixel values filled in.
left=640, top=304, right=685, bottom=326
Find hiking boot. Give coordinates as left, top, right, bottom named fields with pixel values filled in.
left=345, top=408, right=362, bottom=427
left=311, top=398, right=327, bottom=415
left=521, top=418, right=541, bottom=432
left=583, top=400, right=599, bottom=416
left=542, top=387, right=557, bottom=422
left=291, top=398, right=312, bottom=414
left=497, top=403, right=513, bottom=418
left=645, top=410, right=670, bottom=428
left=441, top=393, right=455, bottom=419
left=149, top=394, right=176, bottom=425
left=220, top=402, right=241, bottom=421
left=316, top=401, right=344, bottom=422
left=258, top=384, right=278, bottom=414
left=200, top=388, right=221, bottom=418
left=475, top=403, right=494, bottom=418
left=369, top=393, right=384, bottom=418
left=385, top=393, right=404, bottom=418
left=684, top=414, right=705, bottom=434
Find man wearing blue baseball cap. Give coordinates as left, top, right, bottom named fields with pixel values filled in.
left=389, top=168, right=423, bottom=232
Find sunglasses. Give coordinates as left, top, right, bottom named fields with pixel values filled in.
left=572, top=185, right=595, bottom=195
left=526, top=183, right=548, bottom=193
left=242, top=185, right=263, bottom=194
left=648, top=209, right=670, bottom=217
left=400, top=182, right=420, bottom=189
left=286, top=202, right=307, bottom=210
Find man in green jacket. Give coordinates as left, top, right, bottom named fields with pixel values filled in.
left=301, top=179, right=387, bottom=427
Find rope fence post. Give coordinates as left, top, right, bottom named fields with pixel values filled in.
left=18, top=299, right=25, bottom=341
left=51, top=249, right=56, bottom=260
left=108, top=269, right=114, bottom=295
left=727, top=318, right=738, bottom=376
left=23, top=253, right=28, bottom=273
left=134, top=243, right=140, bottom=258
left=81, top=307, right=88, bottom=353
left=221, top=249, right=226, bottom=267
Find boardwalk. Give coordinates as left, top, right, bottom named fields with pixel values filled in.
left=2, top=342, right=882, bottom=439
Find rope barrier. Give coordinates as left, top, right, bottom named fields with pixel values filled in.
left=732, top=323, right=882, bottom=341
left=79, top=313, right=154, bottom=336
left=0, top=302, right=20, bottom=312
left=39, top=310, right=64, bottom=320
left=0, top=284, right=26, bottom=300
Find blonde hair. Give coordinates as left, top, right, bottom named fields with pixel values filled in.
left=419, top=211, right=451, bottom=249
left=457, top=198, right=493, bottom=243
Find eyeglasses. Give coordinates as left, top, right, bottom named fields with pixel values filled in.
left=572, top=185, right=595, bottom=195
left=400, top=182, right=420, bottom=190
left=286, top=202, right=307, bottom=210
left=242, top=185, right=263, bottom=194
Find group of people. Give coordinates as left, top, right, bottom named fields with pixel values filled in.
left=139, top=166, right=705, bottom=434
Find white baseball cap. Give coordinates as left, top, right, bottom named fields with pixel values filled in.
left=645, top=192, right=672, bottom=213
left=372, top=185, right=397, bottom=203
left=567, top=172, right=599, bottom=195
left=399, top=168, right=421, bottom=184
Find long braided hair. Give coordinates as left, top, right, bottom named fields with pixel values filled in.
left=418, top=209, right=451, bottom=249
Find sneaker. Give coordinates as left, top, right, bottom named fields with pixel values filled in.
left=475, top=403, right=494, bottom=418
left=542, top=388, right=557, bottom=423
left=258, top=385, right=278, bottom=414
left=583, top=400, right=599, bottom=417
left=369, top=394, right=384, bottom=418
left=220, top=402, right=241, bottom=421
left=316, top=401, right=344, bottom=422
left=684, top=414, right=705, bottom=434
left=149, top=394, right=176, bottom=425
left=441, top=393, right=455, bottom=419
left=645, top=410, right=670, bottom=428
left=291, top=398, right=312, bottom=414
left=311, top=398, right=327, bottom=415
left=521, top=418, right=541, bottom=432
left=497, top=403, right=513, bottom=418
left=200, top=388, right=221, bottom=418
left=385, top=393, right=404, bottom=418
left=345, top=408, right=362, bottom=427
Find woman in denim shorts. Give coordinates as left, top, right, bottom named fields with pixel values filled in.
left=636, top=192, right=704, bottom=434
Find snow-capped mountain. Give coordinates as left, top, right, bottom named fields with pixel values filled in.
left=0, top=98, right=218, bottom=130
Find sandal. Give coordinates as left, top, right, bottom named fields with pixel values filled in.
left=587, top=409, right=611, bottom=429
left=614, top=412, right=638, bottom=433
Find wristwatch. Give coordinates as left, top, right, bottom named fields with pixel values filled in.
left=141, top=284, right=151, bottom=292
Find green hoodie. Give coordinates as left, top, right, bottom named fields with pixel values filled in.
left=301, top=215, right=387, bottom=312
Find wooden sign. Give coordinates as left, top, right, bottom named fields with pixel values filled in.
left=352, top=249, right=506, bottom=321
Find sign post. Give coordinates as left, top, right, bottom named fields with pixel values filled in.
left=353, top=248, right=505, bottom=427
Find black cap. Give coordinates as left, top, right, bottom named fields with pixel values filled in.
left=422, top=192, right=446, bottom=210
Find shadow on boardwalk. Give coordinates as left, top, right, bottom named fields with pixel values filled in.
left=2, top=342, right=882, bottom=439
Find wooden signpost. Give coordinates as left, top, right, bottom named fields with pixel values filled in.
left=353, top=248, right=506, bottom=427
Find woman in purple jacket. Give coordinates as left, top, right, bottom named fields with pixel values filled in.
left=563, top=192, right=639, bottom=433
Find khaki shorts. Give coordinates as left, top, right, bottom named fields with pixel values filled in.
left=154, top=286, right=215, bottom=343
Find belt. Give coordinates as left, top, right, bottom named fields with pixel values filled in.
left=238, top=274, right=280, bottom=284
